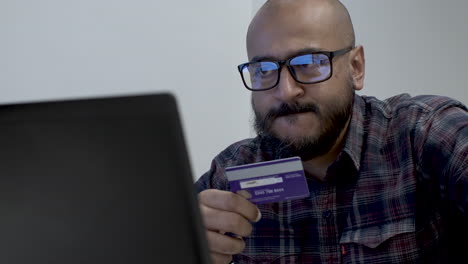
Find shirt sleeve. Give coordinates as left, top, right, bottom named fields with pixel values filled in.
left=416, top=103, right=468, bottom=216
left=194, top=159, right=216, bottom=193
left=194, top=158, right=230, bottom=193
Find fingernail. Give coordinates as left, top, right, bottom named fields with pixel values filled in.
left=254, top=208, right=262, bottom=222
left=236, top=190, right=252, bottom=200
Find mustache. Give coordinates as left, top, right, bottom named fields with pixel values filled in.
left=265, top=102, right=319, bottom=120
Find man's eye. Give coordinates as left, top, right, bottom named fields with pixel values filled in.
left=293, top=63, right=320, bottom=72
left=296, top=63, right=316, bottom=68
left=252, top=63, right=277, bottom=76
left=319, top=59, right=329, bottom=65
left=258, top=69, right=275, bottom=76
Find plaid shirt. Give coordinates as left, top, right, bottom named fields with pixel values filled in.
left=195, top=94, right=468, bottom=264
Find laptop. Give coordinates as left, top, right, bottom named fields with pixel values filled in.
left=0, top=93, right=211, bottom=264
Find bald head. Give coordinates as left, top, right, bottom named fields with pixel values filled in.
left=247, top=0, right=355, bottom=59
left=246, top=1, right=366, bottom=161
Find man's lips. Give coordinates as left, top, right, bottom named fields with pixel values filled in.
left=264, top=103, right=320, bottom=124
left=276, top=111, right=313, bottom=117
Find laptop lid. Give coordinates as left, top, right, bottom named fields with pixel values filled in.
left=0, top=93, right=211, bottom=264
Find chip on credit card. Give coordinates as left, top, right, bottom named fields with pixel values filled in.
left=225, top=157, right=310, bottom=204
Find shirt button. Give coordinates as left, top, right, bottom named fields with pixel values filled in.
left=322, top=210, right=332, bottom=219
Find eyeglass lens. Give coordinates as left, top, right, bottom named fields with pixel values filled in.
left=241, top=53, right=331, bottom=90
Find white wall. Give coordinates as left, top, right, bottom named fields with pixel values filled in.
left=1, top=0, right=253, bottom=180
left=2, top=1, right=467, bottom=181
left=343, top=0, right=468, bottom=102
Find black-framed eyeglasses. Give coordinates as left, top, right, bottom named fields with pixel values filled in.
left=237, top=46, right=353, bottom=91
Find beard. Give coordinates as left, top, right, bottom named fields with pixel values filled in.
left=252, top=81, right=355, bottom=161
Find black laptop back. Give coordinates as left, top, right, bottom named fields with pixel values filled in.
left=0, top=93, right=211, bottom=264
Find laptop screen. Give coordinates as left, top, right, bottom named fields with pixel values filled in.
left=0, top=93, right=211, bottom=264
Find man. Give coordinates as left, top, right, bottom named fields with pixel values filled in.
left=195, top=0, right=468, bottom=263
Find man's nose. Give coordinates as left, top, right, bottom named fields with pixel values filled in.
left=274, top=67, right=305, bottom=101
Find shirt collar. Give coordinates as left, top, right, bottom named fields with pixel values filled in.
left=340, top=94, right=366, bottom=172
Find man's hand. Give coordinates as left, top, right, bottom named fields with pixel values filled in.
left=198, top=189, right=262, bottom=264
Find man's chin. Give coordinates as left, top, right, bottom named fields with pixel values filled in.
left=270, top=130, right=317, bottom=149
left=276, top=134, right=315, bottom=146
left=273, top=112, right=318, bottom=129
left=275, top=136, right=322, bottom=160
left=271, top=125, right=319, bottom=144
left=257, top=127, right=327, bottom=160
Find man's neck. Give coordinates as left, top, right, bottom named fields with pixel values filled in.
left=302, top=117, right=351, bottom=181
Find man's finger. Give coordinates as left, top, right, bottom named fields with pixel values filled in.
left=199, top=189, right=261, bottom=222
left=200, top=205, right=253, bottom=237
left=206, top=230, right=246, bottom=255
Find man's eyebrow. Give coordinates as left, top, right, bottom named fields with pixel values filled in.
left=250, top=55, right=277, bottom=62
left=250, top=47, right=325, bottom=62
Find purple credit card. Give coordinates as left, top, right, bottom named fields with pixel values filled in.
left=225, top=157, right=310, bottom=204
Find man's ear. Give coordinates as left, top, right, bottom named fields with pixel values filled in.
left=349, top=45, right=365, bottom=91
